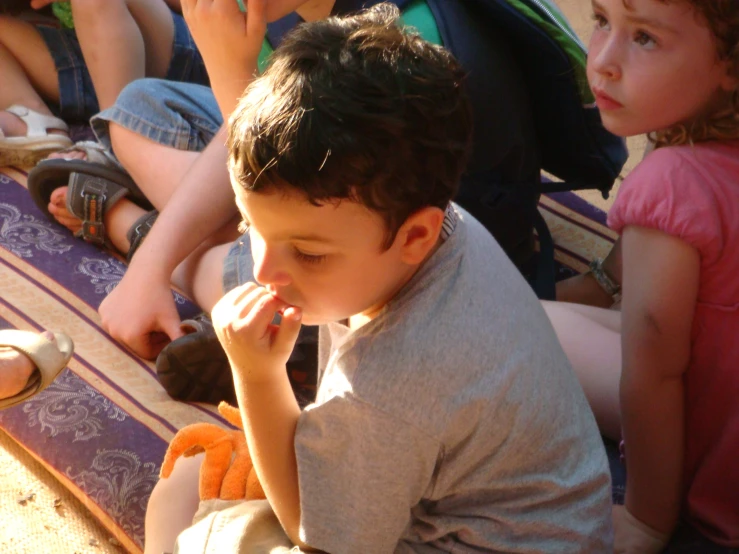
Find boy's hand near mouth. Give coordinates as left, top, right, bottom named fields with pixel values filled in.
left=212, top=282, right=303, bottom=384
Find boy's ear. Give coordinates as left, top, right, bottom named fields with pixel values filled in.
left=397, top=206, right=446, bottom=265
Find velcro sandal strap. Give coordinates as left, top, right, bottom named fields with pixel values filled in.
left=126, top=210, right=158, bottom=263
left=67, top=173, right=129, bottom=245
left=6, top=105, right=69, bottom=137
left=81, top=190, right=106, bottom=244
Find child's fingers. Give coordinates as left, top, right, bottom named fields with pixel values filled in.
left=243, top=293, right=285, bottom=339
left=245, top=0, right=267, bottom=43
left=236, top=285, right=273, bottom=321
left=273, top=306, right=302, bottom=355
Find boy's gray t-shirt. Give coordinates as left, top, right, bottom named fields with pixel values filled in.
left=294, top=205, right=613, bottom=553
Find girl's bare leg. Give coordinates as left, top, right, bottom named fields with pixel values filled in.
left=542, top=300, right=623, bottom=440
left=70, top=0, right=174, bottom=110
left=0, top=16, right=64, bottom=137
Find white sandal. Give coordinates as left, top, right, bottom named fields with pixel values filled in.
left=0, top=105, right=74, bottom=167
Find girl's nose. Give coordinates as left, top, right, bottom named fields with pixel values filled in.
left=589, top=35, right=622, bottom=81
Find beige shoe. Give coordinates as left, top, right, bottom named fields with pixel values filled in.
left=0, top=105, right=74, bottom=167
left=0, top=329, right=74, bottom=410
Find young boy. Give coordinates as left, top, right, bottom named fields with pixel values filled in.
left=149, top=5, right=614, bottom=553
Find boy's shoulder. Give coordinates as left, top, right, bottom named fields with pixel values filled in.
left=335, top=204, right=572, bottom=416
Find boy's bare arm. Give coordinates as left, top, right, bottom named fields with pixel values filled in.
left=98, top=127, right=237, bottom=359
left=619, top=226, right=699, bottom=541
left=212, top=284, right=311, bottom=548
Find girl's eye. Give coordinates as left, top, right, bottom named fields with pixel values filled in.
left=592, top=13, right=609, bottom=30
left=634, top=31, right=656, bottom=47
left=294, top=249, right=327, bottom=265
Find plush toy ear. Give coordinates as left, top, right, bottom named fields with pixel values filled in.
left=218, top=402, right=244, bottom=429
left=160, top=423, right=223, bottom=479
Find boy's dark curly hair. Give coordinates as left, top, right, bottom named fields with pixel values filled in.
left=228, top=3, right=472, bottom=248
left=653, top=0, right=739, bottom=146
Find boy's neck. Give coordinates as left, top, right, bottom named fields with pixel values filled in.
left=296, top=0, right=336, bottom=21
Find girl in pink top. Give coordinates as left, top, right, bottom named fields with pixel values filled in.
left=544, top=0, right=739, bottom=551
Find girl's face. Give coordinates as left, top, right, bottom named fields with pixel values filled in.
left=587, top=0, right=735, bottom=137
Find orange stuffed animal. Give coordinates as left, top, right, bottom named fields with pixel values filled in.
left=160, top=402, right=266, bottom=501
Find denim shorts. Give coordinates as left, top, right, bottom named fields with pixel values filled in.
left=36, top=10, right=209, bottom=122
left=91, top=79, right=222, bottom=153
left=222, top=235, right=254, bottom=294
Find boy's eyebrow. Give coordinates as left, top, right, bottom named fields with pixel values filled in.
left=289, top=233, right=337, bottom=244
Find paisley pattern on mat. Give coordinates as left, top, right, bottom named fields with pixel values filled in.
left=66, top=449, right=160, bottom=549
left=76, top=256, right=127, bottom=296
left=0, top=202, right=73, bottom=258
left=16, top=371, right=128, bottom=442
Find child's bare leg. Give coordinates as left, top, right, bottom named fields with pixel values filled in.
left=109, top=123, right=201, bottom=208
left=0, top=331, right=54, bottom=400
left=48, top=187, right=148, bottom=254
left=0, top=16, right=64, bottom=137
left=542, top=300, right=622, bottom=440
left=45, top=126, right=201, bottom=239
left=144, top=453, right=203, bottom=554
left=70, top=0, right=174, bottom=110
left=173, top=240, right=237, bottom=314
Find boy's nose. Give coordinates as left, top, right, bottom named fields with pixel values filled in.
left=253, top=248, right=292, bottom=288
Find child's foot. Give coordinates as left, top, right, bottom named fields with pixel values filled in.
left=45, top=147, right=86, bottom=162
left=0, top=331, right=54, bottom=401
left=0, top=109, right=69, bottom=139
left=47, top=186, right=83, bottom=234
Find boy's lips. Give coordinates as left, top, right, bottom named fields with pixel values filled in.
left=593, top=89, right=623, bottom=110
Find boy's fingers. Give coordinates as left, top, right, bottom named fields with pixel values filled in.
left=159, top=315, right=186, bottom=343
left=236, top=285, right=272, bottom=321
left=273, top=306, right=302, bottom=354
left=244, top=294, right=284, bottom=338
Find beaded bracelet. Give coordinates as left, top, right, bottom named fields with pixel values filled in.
left=588, top=257, right=621, bottom=300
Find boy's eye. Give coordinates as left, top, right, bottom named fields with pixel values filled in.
left=294, top=248, right=327, bottom=265
left=634, top=31, right=656, bottom=47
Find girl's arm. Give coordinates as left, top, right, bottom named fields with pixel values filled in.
left=557, top=238, right=623, bottom=307
left=619, top=225, right=699, bottom=537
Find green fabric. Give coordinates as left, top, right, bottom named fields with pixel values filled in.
left=52, top=1, right=74, bottom=29
left=504, top=0, right=593, bottom=103
left=257, top=39, right=274, bottom=74
left=399, top=0, right=442, bottom=45
left=255, top=0, right=441, bottom=74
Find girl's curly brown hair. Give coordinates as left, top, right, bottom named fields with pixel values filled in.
left=653, top=0, right=739, bottom=147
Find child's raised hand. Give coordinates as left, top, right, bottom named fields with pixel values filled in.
left=180, top=0, right=267, bottom=84
left=612, top=505, right=670, bottom=554
left=212, top=282, right=302, bottom=385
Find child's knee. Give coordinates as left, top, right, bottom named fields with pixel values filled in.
left=148, top=452, right=203, bottom=512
